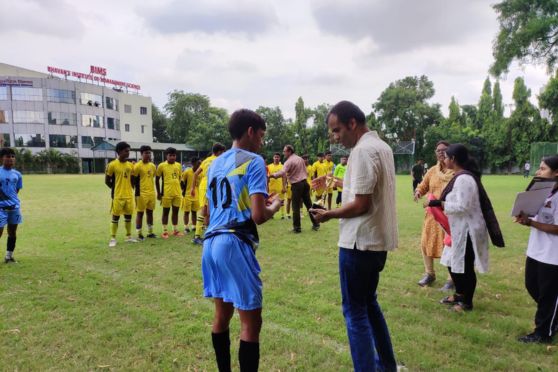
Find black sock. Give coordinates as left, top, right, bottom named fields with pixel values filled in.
left=7, top=236, right=16, bottom=252
left=211, top=330, right=231, bottom=372
left=239, top=340, right=259, bottom=372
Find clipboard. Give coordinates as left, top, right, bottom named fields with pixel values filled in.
left=526, top=177, right=557, bottom=191
left=511, top=188, right=551, bottom=217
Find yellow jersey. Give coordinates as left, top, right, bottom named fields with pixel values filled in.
left=133, top=161, right=156, bottom=196
left=106, top=159, right=134, bottom=199
left=324, top=160, right=334, bottom=175
left=181, top=167, right=198, bottom=199
left=267, top=162, right=283, bottom=191
left=306, top=165, right=313, bottom=185
left=199, top=155, right=217, bottom=181
left=312, top=161, right=328, bottom=178
left=156, top=161, right=182, bottom=197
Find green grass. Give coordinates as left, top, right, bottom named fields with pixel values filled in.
left=0, top=174, right=556, bottom=371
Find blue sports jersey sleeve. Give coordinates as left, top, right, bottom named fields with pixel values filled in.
left=246, top=156, right=268, bottom=198
left=17, top=172, right=22, bottom=190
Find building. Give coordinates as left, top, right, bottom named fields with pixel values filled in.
left=0, top=62, right=196, bottom=173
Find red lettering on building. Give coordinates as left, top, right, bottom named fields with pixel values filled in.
left=47, top=65, right=140, bottom=90
left=90, top=65, right=107, bottom=76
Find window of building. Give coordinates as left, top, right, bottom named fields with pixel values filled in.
left=80, top=92, right=103, bottom=107
left=47, top=89, right=76, bottom=104
left=125, top=124, right=130, bottom=132
left=0, top=133, right=10, bottom=147
left=13, top=111, right=44, bottom=124
left=140, top=106, right=147, bottom=115
left=0, top=87, right=8, bottom=100
left=49, top=134, right=77, bottom=148
left=81, top=136, right=105, bottom=148
left=124, top=104, right=132, bottom=113
left=12, top=87, right=43, bottom=101
left=115, top=119, right=120, bottom=130
left=81, top=114, right=104, bottom=128
left=14, top=133, right=45, bottom=147
left=141, top=125, right=145, bottom=134
left=107, top=117, right=121, bottom=130
left=0, top=110, right=9, bottom=124
left=48, top=112, right=77, bottom=126
left=105, top=96, right=119, bottom=111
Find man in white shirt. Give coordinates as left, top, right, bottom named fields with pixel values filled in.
left=311, top=101, right=398, bottom=372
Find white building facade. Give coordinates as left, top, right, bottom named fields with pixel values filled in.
left=0, top=63, right=154, bottom=172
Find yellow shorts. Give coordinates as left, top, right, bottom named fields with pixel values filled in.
left=161, top=195, right=182, bottom=208
left=269, top=187, right=285, bottom=200
left=199, top=179, right=208, bottom=207
left=136, top=194, right=156, bottom=212
left=182, top=196, right=200, bottom=212
left=112, top=198, right=134, bottom=216
left=286, top=185, right=292, bottom=199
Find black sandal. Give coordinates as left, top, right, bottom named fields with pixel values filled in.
left=439, top=294, right=462, bottom=305
left=449, top=302, right=473, bottom=312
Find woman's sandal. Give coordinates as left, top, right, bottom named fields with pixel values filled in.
left=439, top=294, right=462, bottom=305
left=449, top=302, right=473, bottom=313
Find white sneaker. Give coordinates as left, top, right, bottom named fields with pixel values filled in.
left=108, top=238, right=117, bottom=248
left=125, top=236, right=138, bottom=243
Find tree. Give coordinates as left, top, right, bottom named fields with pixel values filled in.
left=293, top=97, right=311, bottom=154
left=186, top=107, right=230, bottom=151
left=164, top=91, right=212, bottom=144
left=477, top=77, right=493, bottom=129
left=152, top=104, right=170, bottom=143
left=373, top=75, right=443, bottom=159
left=308, top=103, right=331, bottom=156
left=493, top=81, right=504, bottom=119
left=256, top=106, right=292, bottom=159
left=491, top=0, right=558, bottom=76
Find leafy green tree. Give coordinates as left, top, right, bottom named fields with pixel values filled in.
left=538, top=70, right=558, bottom=140
left=152, top=104, right=170, bottom=143
left=186, top=107, right=230, bottom=151
left=256, top=106, right=292, bottom=159
left=491, top=0, right=558, bottom=76
left=293, top=97, right=311, bottom=154
left=164, top=91, right=212, bottom=144
left=308, top=103, right=331, bottom=155
left=373, top=75, right=443, bottom=159
left=493, top=81, right=504, bottom=119
left=477, top=77, right=493, bottom=130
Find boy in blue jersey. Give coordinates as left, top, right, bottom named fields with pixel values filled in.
left=202, top=109, right=281, bottom=372
left=0, top=148, right=23, bottom=264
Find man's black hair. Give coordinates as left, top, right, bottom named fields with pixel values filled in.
left=325, top=150, right=332, bottom=156
left=317, top=152, right=324, bottom=157
left=212, top=143, right=226, bottom=154
left=165, top=147, right=177, bottom=155
left=228, top=109, right=266, bottom=140
left=0, top=148, right=15, bottom=157
left=139, top=145, right=152, bottom=154
left=190, top=156, right=199, bottom=164
left=327, top=100, right=366, bottom=126
left=115, top=141, right=131, bottom=154
left=274, top=152, right=281, bottom=157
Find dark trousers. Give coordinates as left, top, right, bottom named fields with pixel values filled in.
left=336, top=190, right=342, bottom=205
left=412, top=179, right=421, bottom=192
left=290, top=180, right=317, bottom=230
left=339, top=248, right=396, bottom=372
left=448, top=235, right=477, bottom=306
left=525, top=257, right=558, bottom=337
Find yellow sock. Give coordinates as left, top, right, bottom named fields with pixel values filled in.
left=148, top=225, right=153, bottom=233
left=195, top=213, right=204, bottom=238
left=125, top=219, right=132, bottom=236
left=110, top=221, right=118, bottom=237
left=163, top=225, right=168, bottom=232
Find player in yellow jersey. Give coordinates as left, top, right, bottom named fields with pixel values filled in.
left=311, top=153, right=327, bottom=201
left=133, top=145, right=157, bottom=240
left=302, top=154, right=313, bottom=197
left=181, top=157, right=201, bottom=234
left=105, top=142, right=137, bottom=247
left=267, top=153, right=287, bottom=218
left=191, top=143, right=226, bottom=245
left=156, top=147, right=183, bottom=238
left=324, top=150, right=335, bottom=210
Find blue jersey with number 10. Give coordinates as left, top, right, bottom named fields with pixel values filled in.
left=205, top=149, right=268, bottom=247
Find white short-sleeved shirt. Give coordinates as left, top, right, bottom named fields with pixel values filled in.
left=527, top=190, right=558, bottom=265
left=338, top=131, right=398, bottom=251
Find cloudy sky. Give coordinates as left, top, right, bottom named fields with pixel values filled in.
left=0, top=0, right=550, bottom=119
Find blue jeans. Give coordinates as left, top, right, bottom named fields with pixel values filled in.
left=339, top=248, right=396, bottom=372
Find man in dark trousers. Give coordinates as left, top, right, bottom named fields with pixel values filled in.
left=411, top=159, right=424, bottom=192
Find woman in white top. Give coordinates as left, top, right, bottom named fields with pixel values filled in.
left=516, top=155, right=558, bottom=344
left=427, top=144, right=504, bottom=312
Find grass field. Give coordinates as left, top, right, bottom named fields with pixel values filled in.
left=0, top=174, right=556, bottom=371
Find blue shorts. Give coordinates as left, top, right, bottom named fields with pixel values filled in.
left=0, top=208, right=22, bottom=228
left=202, top=233, right=262, bottom=310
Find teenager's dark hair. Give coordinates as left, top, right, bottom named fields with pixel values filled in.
left=274, top=152, right=281, bottom=157
left=542, top=155, right=558, bottom=172
left=0, top=148, right=15, bottom=157
left=165, top=147, right=177, bottom=155
left=327, top=100, right=366, bottom=126
left=212, top=143, right=226, bottom=154
left=317, top=152, right=324, bottom=157
left=436, top=140, right=450, bottom=148
left=115, top=141, right=130, bottom=154
left=285, top=145, right=295, bottom=154
left=190, top=156, right=199, bottom=164
left=325, top=150, right=332, bottom=156
left=445, top=144, right=481, bottom=178
left=139, top=145, right=152, bottom=154
left=228, top=109, right=266, bottom=140
left=301, top=154, right=309, bottom=160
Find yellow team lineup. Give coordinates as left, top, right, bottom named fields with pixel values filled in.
left=105, top=141, right=349, bottom=247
